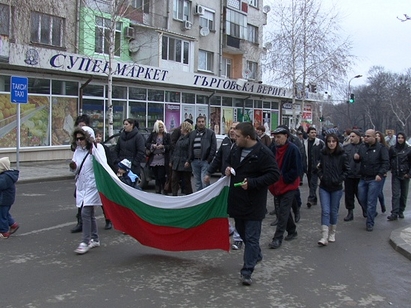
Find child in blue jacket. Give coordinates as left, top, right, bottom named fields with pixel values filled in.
left=0, top=157, right=20, bottom=239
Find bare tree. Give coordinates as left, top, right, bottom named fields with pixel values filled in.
left=264, top=0, right=355, bottom=128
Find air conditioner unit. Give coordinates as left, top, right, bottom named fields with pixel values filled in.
left=125, top=27, right=134, bottom=38
left=183, top=20, right=192, bottom=30
left=195, top=5, right=204, bottom=15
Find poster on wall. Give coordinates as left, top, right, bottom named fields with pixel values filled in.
left=221, top=108, right=233, bottom=135
left=182, top=105, right=195, bottom=123
left=52, top=97, right=78, bottom=145
left=254, top=110, right=263, bottom=128
left=0, top=94, right=52, bottom=148
left=236, top=108, right=253, bottom=123
left=271, top=111, right=279, bottom=132
left=210, top=107, right=221, bottom=134
left=196, top=106, right=208, bottom=126
left=165, top=104, right=180, bottom=132
left=263, top=111, right=271, bottom=136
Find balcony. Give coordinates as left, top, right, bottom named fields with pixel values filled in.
left=222, top=35, right=244, bottom=55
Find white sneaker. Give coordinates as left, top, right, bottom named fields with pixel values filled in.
left=74, top=242, right=89, bottom=254
left=89, top=239, right=100, bottom=249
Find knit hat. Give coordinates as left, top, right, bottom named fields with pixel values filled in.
left=118, top=159, right=132, bottom=171
left=81, top=125, right=95, bottom=140
left=0, top=157, right=11, bottom=173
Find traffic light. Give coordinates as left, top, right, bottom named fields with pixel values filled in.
left=319, top=116, right=324, bottom=122
left=349, top=93, right=355, bottom=104
left=311, top=84, right=317, bottom=93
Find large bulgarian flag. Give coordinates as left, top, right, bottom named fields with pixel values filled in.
left=92, top=145, right=230, bottom=252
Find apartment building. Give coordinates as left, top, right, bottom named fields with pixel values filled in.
left=0, top=0, right=313, bottom=161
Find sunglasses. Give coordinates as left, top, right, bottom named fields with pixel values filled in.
left=76, top=137, right=85, bottom=141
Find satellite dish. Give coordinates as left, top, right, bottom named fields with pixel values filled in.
left=200, top=27, right=210, bottom=37
left=243, top=69, right=252, bottom=79
left=128, top=39, right=139, bottom=53
left=263, top=5, right=271, bottom=13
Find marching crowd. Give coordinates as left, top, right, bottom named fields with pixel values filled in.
left=1, top=114, right=410, bottom=287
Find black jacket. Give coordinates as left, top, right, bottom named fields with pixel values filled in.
left=355, top=142, right=389, bottom=179
left=317, top=148, right=350, bottom=192
left=114, top=128, right=146, bottom=176
left=343, top=141, right=362, bottom=178
left=170, top=133, right=192, bottom=172
left=389, top=143, right=411, bottom=178
left=188, top=128, right=217, bottom=163
left=226, top=142, right=280, bottom=220
left=207, top=136, right=234, bottom=176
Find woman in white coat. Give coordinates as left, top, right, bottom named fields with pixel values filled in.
left=70, top=126, right=106, bottom=254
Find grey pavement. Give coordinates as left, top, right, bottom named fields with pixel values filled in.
left=13, top=159, right=411, bottom=262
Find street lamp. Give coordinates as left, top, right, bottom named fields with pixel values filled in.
left=347, top=74, right=363, bottom=126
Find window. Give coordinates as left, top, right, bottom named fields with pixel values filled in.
left=30, top=12, right=64, bottom=47
left=95, top=16, right=122, bottom=56
left=225, top=9, right=246, bottom=39
left=247, top=61, right=258, bottom=80
left=0, top=4, right=10, bottom=36
left=198, top=50, right=213, bottom=72
left=131, top=0, right=149, bottom=13
left=173, top=0, right=191, bottom=21
left=248, top=0, right=258, bottom=8
left=199, top=9, right=215, bottom=30
left=247, top=24, right=258, bottom=43
left=222, top=58, right=232, bottom=78
left=162, top=36, right=189, bottom=65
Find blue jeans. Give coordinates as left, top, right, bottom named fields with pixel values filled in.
left=391, top=176, right=410, bottom=215
left=191, top=159, right=210, bottom=191
left=378, top=176, right=386, bottom=208
left=81, top=206, right=99, bottom=245
left=234, top=219, right=262, bottom=278
left=319, top=188, right=343, bottom=225
left=358, top=179, right=382, bottom=227
left=0, top=205, right=15, bottom=233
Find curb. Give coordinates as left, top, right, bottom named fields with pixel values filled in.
left=389, top=226, right=411, bottom=261
left=17, top=175, right=75, bottom=184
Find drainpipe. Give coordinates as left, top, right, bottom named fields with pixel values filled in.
left=79, top=76, right=93, bottom=115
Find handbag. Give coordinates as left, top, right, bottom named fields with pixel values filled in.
left=73, top=152, right=90, bottom=198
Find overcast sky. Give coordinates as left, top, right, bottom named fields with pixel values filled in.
left=265, top=0, right=411, bottom=87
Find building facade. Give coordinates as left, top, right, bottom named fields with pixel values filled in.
left=0, top=0, right=317, bottom=161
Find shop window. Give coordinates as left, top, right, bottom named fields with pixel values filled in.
left=82, top=99, right=104, bottom=129
left=129, top=87, right=146, bottom=100
left=147, top=103, right=164, bottom=128
left=112, top=86, right=127, bottom=99
left=148, top=89, right=164, bottom=101
left=182, top=92, right=195, bottom=104
left=210, top=96, right=221, bottom=106
left=52, top=80, right=78, bottom=96
left=112, top=100, right=127, bottom=133
left=28, top=78, right=50, bottom=94
left=83, top=84, right=104, bottom=97
left=51, top=97, right=77, bottom=146
left=30, top=11, right=64, bottom=47
left=245, top=99, right=253, bottom=108
left=254, top=100, right=262, bottom=108
left=130, top=102, right=147, bottom=128
left=165, top=91, right=180, bottom=103
left=95, top=16, right=122, bottom=56
left=196, top=95, right=207, bottom=104
left=222, top=97, right=232, bottom=106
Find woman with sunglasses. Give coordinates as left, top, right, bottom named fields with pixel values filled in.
left=316, top=133, right=350, bottom=246
left=70, top=126, right=106, bottom=254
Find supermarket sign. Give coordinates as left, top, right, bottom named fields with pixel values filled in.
left=8, top=43, right=293, bottom=99
left=10, top=76, right=28, bottom=104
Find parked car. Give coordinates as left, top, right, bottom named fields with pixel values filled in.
left=103, top=128, right=154, bottom=189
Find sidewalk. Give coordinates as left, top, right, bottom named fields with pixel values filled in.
left=12, top=159, right=411, bottom=261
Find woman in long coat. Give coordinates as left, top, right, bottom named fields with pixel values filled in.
left=70, top=126, right=106, bottom=255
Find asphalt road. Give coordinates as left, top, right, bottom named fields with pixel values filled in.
left=1, top=177, right=411, bottom=307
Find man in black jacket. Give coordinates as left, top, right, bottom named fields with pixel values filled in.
left=188, top=116, right=217, bottom=191
left=342, top=130, right=364, bottom=221
left=225, top=122, right=279, bottom=286
left=354, top=129, right=389, bottom=231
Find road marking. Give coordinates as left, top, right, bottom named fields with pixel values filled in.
left=18, top=215, right=104, bottom=236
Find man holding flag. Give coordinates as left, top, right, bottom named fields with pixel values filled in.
left=225, top=122, right=279, bottom=286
